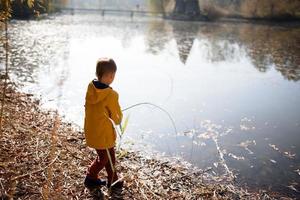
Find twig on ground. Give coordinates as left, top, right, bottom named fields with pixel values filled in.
left=11, top=152, right=60, bottom=181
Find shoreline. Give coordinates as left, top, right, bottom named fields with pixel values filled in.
left=8, top=10, right=300, bottom=28
left=0, top=78, right=291, bottom=199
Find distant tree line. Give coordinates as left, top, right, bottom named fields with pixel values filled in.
left=199, top=0, right=300, bottom=20
left=0, top=0, right=67, bottom=19
left=151, top=0, right=300, bottom=21
left=1, top=0, right=300, bottom=21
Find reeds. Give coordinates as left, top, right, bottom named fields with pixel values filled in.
left=42, top=112, right=60, bottom=200
left=0, top=0, right=10, bottom=138
left=0, top=19, right=8, bottom=138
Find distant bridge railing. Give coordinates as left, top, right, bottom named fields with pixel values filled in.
left=56, top=7, right=171, bottom=17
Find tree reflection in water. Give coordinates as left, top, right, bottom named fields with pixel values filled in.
left=172, top=21, right=198, bottom=64
left=143, top=18, right=299, bottom=81
left=144, top=20, right=172, bottom=55
left=2, top=15, right=299, bottom=83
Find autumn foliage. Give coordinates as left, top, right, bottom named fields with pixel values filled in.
left=199, top=0, right=300, bottom=20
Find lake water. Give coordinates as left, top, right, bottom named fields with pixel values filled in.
left=1, top=12, right=300, bottom=197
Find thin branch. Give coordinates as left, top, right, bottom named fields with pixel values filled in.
left=0, top=18, right=9, bottom=137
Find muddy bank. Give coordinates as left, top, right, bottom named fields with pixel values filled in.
left=0, top=78, right=289, bottom=199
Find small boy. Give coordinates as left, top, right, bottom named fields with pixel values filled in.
left=84, top=58, right=123, bottom=189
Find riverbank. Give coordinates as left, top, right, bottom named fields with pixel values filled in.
left=0, top=77, right=289, bottom=199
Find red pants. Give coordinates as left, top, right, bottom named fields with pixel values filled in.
left=87, top=147, right=118, bottom=185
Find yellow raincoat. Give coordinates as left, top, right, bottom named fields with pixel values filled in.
left=84, top=80, right=122, bottom=149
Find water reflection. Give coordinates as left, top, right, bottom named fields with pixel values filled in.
left=145, top=20, right=172, bottom=55
left=172, top=21, right=198, bottom=64
left=237, top=24, right=300, bottom=81
left=1, top=14, right=300, bottom=197
left=196, top=24, right=247, bottom=63
left=2, top=16, right=300, bottom=82
left=7, top=20, right=71, bottom=84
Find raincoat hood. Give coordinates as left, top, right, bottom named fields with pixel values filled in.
left=85, top=80, right=112, bottom=105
